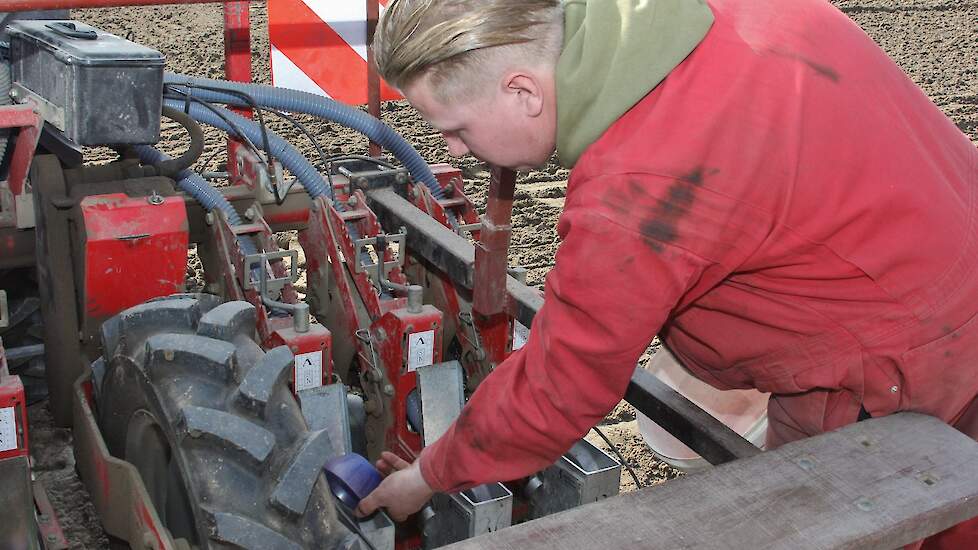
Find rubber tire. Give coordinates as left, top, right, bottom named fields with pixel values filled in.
left=96, top=294, right=357, bottom=549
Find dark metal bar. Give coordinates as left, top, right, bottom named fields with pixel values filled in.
left=365, top=186, right=759, bottom=462
left=3, top=344, right=45, bottom=364
left=368, top=187, right=476, bottom=288
left=626, top=367, right=760, bottom=464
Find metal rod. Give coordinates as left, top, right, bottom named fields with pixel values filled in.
left=366, top=0, right=382, bottom=157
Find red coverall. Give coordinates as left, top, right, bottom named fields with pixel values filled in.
left=420, top=0, right=978, bottom=544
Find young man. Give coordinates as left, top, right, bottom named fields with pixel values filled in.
left=357, top=0, right=978, bottom=544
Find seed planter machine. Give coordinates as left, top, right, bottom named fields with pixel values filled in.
left=0, top=2, right=977, bottom=550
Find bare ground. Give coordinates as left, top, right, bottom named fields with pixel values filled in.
left=22, top=1, right=978, bottom=547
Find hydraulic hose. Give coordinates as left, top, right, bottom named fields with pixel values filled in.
left=162, top=73, right=444, bottom=199
left=132, top=144, right=258, bottom=258
left=162, top=98, right=331, bottom=201
left=154, top=105, right=205, bottom=178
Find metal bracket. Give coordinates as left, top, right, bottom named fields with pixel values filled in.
left=353, top=232, right=406, bottom=278
left=298, top=384, right=354, bottom=457
left=424, top=484, right=514, bottom=548
left=14, top=192, right=35, bottom=229
left=527, top=439, right=622, bottom=520
left=417, top=361, right=465, bottom=448
left=456, top=221, right=482, bottom=236
left=10, top=83, right=65, bottom=131
left=241, top=249, right=298, bottom=292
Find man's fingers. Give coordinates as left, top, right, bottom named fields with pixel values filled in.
left=381, top=451, right=411, bottom=471
left=376, top=458, right=396, bottom=476
left=355, top=494, right=379, bottom=518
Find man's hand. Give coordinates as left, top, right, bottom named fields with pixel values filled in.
left=355, top=451, right=434, bottom=521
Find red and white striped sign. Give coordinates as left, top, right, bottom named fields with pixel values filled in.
left=268, top=0, right=401, bottom=104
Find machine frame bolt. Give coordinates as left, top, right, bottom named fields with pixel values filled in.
left=147, top=191, right=164, bottom=205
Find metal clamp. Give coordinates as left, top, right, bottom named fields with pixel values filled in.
left=10, top=83, right=65, bottom=131
left=458, top=311, right=486, bottom=362
left=353, top=232, right=406, bottom=276
left=242, top=250, right=298, bottom=293
left=242, top=250, right=310, bottom=332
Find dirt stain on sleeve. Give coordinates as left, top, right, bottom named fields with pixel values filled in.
left=638, top=167, right=705, bottom=253
left=768, top=48, right=840, bottom=83
left=454, top=406, right=486, bottom=452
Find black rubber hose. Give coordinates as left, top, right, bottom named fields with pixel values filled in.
left=152, top=105, right=205, bottom=178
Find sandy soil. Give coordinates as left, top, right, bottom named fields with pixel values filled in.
left=19, top=0, right=978, bottom=547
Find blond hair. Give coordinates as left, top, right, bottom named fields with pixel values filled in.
left=374, top=0, right=563, bottom=102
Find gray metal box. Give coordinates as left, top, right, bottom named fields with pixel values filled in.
left=7, top=20, right=164, bottom=146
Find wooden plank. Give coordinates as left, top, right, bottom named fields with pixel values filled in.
left=446, top=413, right=978, bottom=550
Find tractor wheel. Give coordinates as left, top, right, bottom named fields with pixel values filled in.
left=95, top=294, right=356, bottom=549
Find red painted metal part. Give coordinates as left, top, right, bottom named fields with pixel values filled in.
left=373, top=306, right=442, bottom=461
left=408, top=165, right=515, bottom=383
left=209, top=209, right=334, bottom=391
left=473, top=167, right=517, bottom=315
left=80, top=194, right=189, bottom=319
left=268, top=326, right=334, bottom=391
left=0, top=104, right=42, bottom=199
left=366, top=0, right=382, bottom=157
left=223, top=1, right=252, bottom=181
left=0, top=345, right=29, bottom=462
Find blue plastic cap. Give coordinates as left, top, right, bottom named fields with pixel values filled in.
left=324, top=453, right=383, bottom=509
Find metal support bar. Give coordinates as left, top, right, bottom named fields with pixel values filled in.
left=626, top=367, right=760, bottom=464
left=365, top=187, right=757, bottom=463
left=472, top=167, right=515, bottom=315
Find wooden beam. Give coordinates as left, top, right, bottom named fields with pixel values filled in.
left=445, top=413, right=978, bottom=550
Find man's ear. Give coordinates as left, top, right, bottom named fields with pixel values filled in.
left=502, top=72, right=544, bottom=118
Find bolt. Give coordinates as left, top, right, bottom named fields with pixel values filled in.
left=244, top=206, right=257, bottom=221
left=890, top=385, right=899, bottom=393
left=9, top=88, right=19, bottom=99
left=355, top=177, right=369, bottom=189
left=347, top=195, right=358, bottom=208
left=409, top=186, right=418, bottom=199
left=796, top=457, right=815, bottom=471
left=395, top=172, right=408, bottom=184
left=290, top=345, right=299, bottom=353
left=383, top=384, right=395, bottom=396
left=205, top=212, right=215, bottom=226
left=444, top=184, right=455, bottom=195
left=854, top=497, right=875, bottom=512
left=46, top=534, right=58, bottom=543
left=38, top=514, right=49, bottom=524
left=147, top=191, right=164, bottom=206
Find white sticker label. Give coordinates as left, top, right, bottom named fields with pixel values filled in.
left=513, top=321, right=530, bottom=351
left=408, top=330, right=435, bottom=372
left=0, top=407, right=17, bottom=453
left=294, top=351, right=324, bottom=392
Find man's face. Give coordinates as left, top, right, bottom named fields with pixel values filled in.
left=403, top=72, right=557, bottom=171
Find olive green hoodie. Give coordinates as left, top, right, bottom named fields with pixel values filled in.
left=556, top=0, right=715, bottom=167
